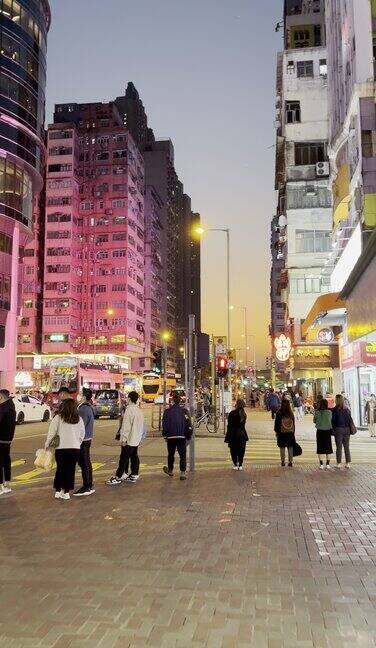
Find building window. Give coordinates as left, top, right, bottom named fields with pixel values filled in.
left=295, top=142, right=326, bottom=165
left=96, top=152, right=109, bottom=161
left=297, top=60, right=313, bottom=78
left=290, top=277, right=330, bottom=294
left=295, top=230, right=331, bottom=253
left=113, top=184, right=127, bottom=192
left=112, top=199, right=126, bottom=208
left=113, top=233, right=127, bottom=241
left=113, top=250, right=127, bottom=258
left=286, top=101, right=301, bottom=123
left=112, top=284, right=127, bottom=292
left=319, top=59, right=327, bottom=77
left=113, top=150, right=127, bottom=159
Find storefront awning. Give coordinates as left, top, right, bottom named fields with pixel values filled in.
left=301, top=293, right=347, bottom=338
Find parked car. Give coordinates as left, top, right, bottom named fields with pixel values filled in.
left=13, top=395, right=51, bottom=424
left=93, top=389, right=125, bottom=419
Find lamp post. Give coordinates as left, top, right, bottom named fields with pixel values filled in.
left=195, top=227, right=231, bottom=349
left=230, top=305, right=248, bottom=367
left=195, top=226, right=231, bottom=413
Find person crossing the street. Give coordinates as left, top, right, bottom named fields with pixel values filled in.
left=0, top=389, right=16, bottom=496
left=274, top=398, right=296, bottom=467
left=313, top=398, right=333, bottom=470
left=74, top=388, right=95, bottom=497
left=106, top=391, right=146, bottom=485
left=225, top=399, right=248, bottom=470
left=162, top=392, right=192, bottom=480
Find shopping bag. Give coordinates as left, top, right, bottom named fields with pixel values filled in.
left=293, top=442, right=302, bottom=457
left=34, top=449, right=56, bottom=471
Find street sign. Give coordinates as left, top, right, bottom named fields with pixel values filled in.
left=214, top=336, right=227, bottom=356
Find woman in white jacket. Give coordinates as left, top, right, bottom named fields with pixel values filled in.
left=45, top=398, right=85, bottom=500
left=107, top=391, right=146, bottom=485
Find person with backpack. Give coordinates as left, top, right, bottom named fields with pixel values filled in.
left=74, top=388, right=95, bottom=497
left=162, top=392, right=192, bottom=480
left=266, top=388, right=281, bottom=420
left=225, top=399, right=248, bottom=470
left=106, top=391, right=146, bottom=485
left=313, top=398, right=333, bottom=470
left=274, top=399, right=296, bottom=467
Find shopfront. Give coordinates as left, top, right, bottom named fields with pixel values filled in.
left=292, top=344, right=341, bottom=399
left=341, top=341, right=376, bottom=426
left=340, top=229, right=376, bottom=427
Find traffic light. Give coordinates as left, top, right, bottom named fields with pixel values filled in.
left=153, top=349, right=162, bottom=374
left=217, top=356, right=228, bottom=379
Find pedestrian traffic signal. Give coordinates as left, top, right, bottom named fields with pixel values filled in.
left=217, top=356, right=228, bottom=378
left=153, top=349, right=162, bottom=374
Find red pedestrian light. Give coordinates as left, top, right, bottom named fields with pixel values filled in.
left=217, top=356, right=228, bottom=378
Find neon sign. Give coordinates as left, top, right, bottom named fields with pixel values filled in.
left=274, top=334, right=291, bottom=362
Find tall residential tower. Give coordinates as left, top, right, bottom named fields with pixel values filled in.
left=0, top=0, right=50, bottom=388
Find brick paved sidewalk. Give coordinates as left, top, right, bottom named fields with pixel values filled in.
left=1, top=463, right=376, bottom=647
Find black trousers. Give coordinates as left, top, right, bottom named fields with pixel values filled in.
left=116, top=445, right=140, bottom=477
left=54, top=449, right=79, bottom=493
left=78, top=440, right=93, bottom=489
left=0, top=443, right=11, bottom=484
left=167, top=438, right=187, bottom=473
left=229, top=443, right=246, bottom=467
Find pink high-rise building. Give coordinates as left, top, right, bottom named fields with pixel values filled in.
left=40, top=101, right=145, bottom=364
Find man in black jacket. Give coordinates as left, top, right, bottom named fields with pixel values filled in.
left=162, top=392, right=192, bottom=480
left=0, top=389, right=16, bottom=495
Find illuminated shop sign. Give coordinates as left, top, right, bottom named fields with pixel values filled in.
left=274, top=334, right=291, bottom=362
left=317, top=328, right=334, bottom=344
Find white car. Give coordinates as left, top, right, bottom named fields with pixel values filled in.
left=13, top=395, right=51, bottom=425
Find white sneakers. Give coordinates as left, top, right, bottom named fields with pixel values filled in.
left=0, top=484, right=11, bottom=495
left=319, top=464, right=325, bottom=470
left=55, top=490, right=70, bottom=500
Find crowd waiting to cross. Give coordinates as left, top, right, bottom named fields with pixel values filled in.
left=0, top=383, right=374, bottom=498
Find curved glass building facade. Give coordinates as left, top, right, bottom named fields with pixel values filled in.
left=0, top=0, right=50, bottom=388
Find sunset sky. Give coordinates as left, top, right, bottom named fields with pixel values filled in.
left=46, top=0, right=281, bottom=366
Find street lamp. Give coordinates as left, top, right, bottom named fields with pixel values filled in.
left=230, top=305, right=248, bottom=367
left=194, top=227, right=231, bottom=349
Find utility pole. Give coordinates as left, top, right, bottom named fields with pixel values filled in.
left=162, top=338, right=168, bottom=413
left=188, top=314, right=195, bottom=471
left=211, top=335, right=217, bottom=432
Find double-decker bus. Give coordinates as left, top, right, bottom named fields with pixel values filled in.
left=142, top=371, right=176, bottom=403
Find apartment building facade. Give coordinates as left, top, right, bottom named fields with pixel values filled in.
left=271, top=0, right=339, bottom=394
left=0, top=0, right=50, bottom=389
left=36, top=101, right=146, bottom=369
left=116, top=83, right=201, bottom=369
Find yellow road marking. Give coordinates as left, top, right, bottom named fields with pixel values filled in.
left=14, top=468, right=46, bottom=482
left=11, top=459, right=27, bottom=467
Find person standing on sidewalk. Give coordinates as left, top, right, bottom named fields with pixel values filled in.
left=274, top=399, right=296, bottom=467
left=162, top=392, right=192, bottom=480
left=0, top=389, right=16, bottom=496
left=225, top=399, right=248, bottom=470
left=332, top=394, right=352, bottom=469
left=293, top=392, right=303, bottom=421
left=74, top=389, right=95, bottom=497
left=313, top=398, right=333, bottom=470
left=106, top=391, right=146, bottom=486
left=45, top=398, right=85, bottom=500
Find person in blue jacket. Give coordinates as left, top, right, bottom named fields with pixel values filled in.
left=162, top=392, right=192, bottom=480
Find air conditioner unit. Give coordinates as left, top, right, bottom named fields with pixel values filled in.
left=316, top=162, right=330, bottom=177
left=105, top=208, right=113, bottom=215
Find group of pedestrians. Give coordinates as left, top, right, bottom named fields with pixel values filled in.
left=0, top=386, right=194, bottom=500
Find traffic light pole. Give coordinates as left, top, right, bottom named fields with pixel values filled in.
left=188, top=314, right=195, bottom=472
